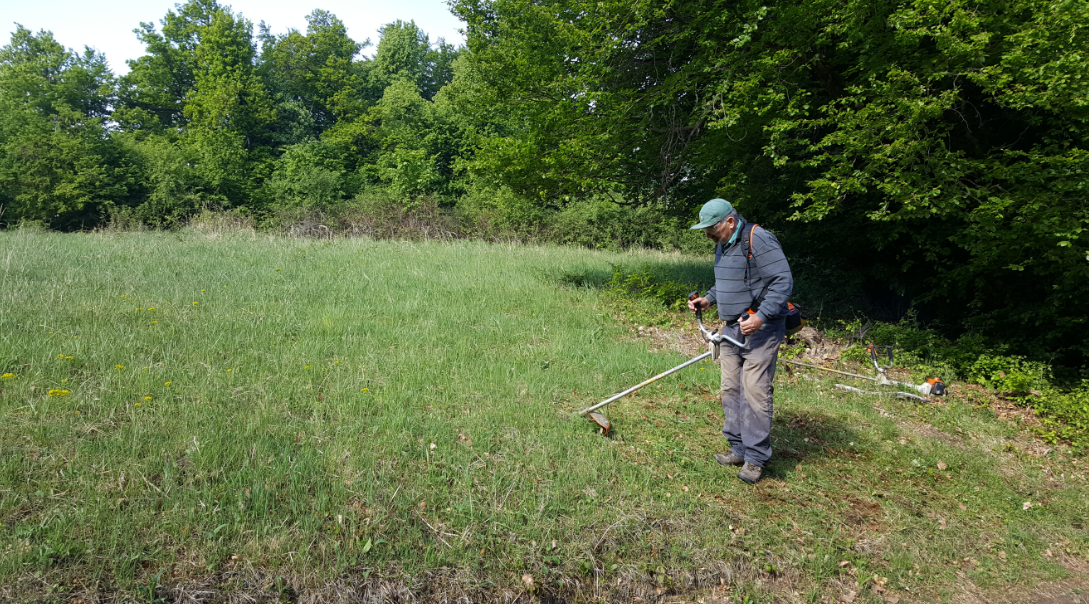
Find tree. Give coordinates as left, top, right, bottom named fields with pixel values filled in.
left=0, top=26, right=130, bottom=228
left=452, top=0, right=1089, bottom=359
left=371, top=20, right=459, bottom=100
left=258, top=10, right=366, bottom=143
left=114, top=0, right=222, bottom=132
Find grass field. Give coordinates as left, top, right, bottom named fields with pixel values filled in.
left=0, top=226, right=1087, bottom=603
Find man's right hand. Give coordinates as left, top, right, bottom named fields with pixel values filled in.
left=687, top=297, right=711, bottom=313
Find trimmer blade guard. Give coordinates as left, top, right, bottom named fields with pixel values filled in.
left=588, top=412, right=611, bottom=434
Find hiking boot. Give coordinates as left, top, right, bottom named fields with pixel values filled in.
left=737, top=462, right=764, bottom=484
left=713, top=452, right=745, bottom=467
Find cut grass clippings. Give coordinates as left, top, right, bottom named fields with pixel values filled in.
left=0, top=228, right=1086, bottom=603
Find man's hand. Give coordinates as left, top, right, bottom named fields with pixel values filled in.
left=687, top=297, right=710, bottom=313
left=739, top=314, right=763, bottom=335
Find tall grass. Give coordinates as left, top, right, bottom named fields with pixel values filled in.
left=0, top=229, right=1086, bottom=602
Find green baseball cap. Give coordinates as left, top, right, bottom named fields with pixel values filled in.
left=689, top=198, right=734, bottom=229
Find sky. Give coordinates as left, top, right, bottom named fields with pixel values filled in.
left=4, top=0, right=466, bottom=75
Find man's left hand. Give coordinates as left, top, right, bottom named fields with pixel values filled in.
left=739, top=314, right=763, bottom=335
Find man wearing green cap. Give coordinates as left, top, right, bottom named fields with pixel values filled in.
left=687, top=198, right=793, bottom=484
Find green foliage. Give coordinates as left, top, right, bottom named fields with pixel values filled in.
left=112, top=135, right=208, bottom=226
left=1031, top=385, right=1089, bottom=450
left=966, top=355, right=1051, bottom=393
left=604, top=265, right=702, bottom=313
left=0, top=26, right=130, bottom=228
left=451, top=0, right=1089, bottom=365
left=258, top=10, right=366, bottom=138
left=371, top=20, right=458, bottom=101
left=265, top=140, right=355, bottom=210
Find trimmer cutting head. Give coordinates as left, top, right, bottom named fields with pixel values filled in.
left=588, top=412, right=611, bottom=433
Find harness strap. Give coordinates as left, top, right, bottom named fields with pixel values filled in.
left=742, top=223, right=769, bottom=314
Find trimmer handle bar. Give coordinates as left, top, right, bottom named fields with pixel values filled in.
left=689, top=291, right=749, bottom=349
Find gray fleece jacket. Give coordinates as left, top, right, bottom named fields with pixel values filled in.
left=704, top=216, right=794, bottom=324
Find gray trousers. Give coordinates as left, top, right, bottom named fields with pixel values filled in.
left=719, top=318, right=785, bottom=467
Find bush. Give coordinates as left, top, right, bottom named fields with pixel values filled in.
left=965, top=355, right=1051, bottom=393
left=112, top=136, right=211, bottom=227
left=1031, top=384, right=1089, bottom=450
left=265, top=140, right=355, bottom=211
left=604, top=264, right=700, bottom=312
left=550, top=198, right=706, bottom=253
left=270, top=190, right=461, bottom=241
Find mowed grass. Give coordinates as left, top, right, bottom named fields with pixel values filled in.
left=0, top=228, right=1086, bottom=603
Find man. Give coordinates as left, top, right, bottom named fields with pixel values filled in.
left=687, top=199, right=793, bottom=484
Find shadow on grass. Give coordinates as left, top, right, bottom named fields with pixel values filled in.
left=765, top=408, right=863, bottom=477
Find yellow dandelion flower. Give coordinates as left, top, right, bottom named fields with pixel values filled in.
left=226, top=368, right=232, bottom=373
left=334, top=361, right=340, bottom=364
left=115, top=364, right=124, bottom=370
left=151, top=321, right=158, bottom=324
left=135, top=402, right=141, bottom=407
left=61, top=379, right=68, bottom=383
left=74, top=410, right=79, bottom=414
left=144, top=396, right=152, bottom=401
left=362, top=388, right=369, bottom=392
left=164, top=381, right=171, bottom=386
left=148, top=307, right=155, bottom=311
left=1, top=373, right=15, bottom=380
left=304, top=365, right=310, bottom=369
left=138, top=307, right=144, bottom=311
left=193, top=301, right=199, bottom=306
left=48, top=389, right=70, bottom=398
left=277, top=267, right=282, bottom=270
left=65, top=356, right=72, bottom=360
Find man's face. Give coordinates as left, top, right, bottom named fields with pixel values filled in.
left=705, top=216, right=737, bottom=242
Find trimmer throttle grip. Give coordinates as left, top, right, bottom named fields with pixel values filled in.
left=688, top=291, right=701, bottom=316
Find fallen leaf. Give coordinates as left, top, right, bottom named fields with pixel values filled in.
left=796, top=465, right=803, bottom=471
left=958, top=503, right=967, bottom=511
left=998, top=551, right=1007, bottom=561
left=887, top=597, right=900, bottom=604
left=937, top=460, right=947, bottom=470
left=418, top=501, right=426, bottom=511
left=839, top=560, right=851, bottom=568
left=1023, top=501, right=1033, bottom=510
left=938, top=517, right=947, bottom=530
left=1044, top=548, right=1053, bottom=558
left=521, top=574, right=535, bottom=590
left=841, top=590, right=857, bottom=603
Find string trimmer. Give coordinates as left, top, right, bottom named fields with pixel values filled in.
left=578, top=293, right=749, bottom=433
left=782, top=343, right=946, bottom=397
